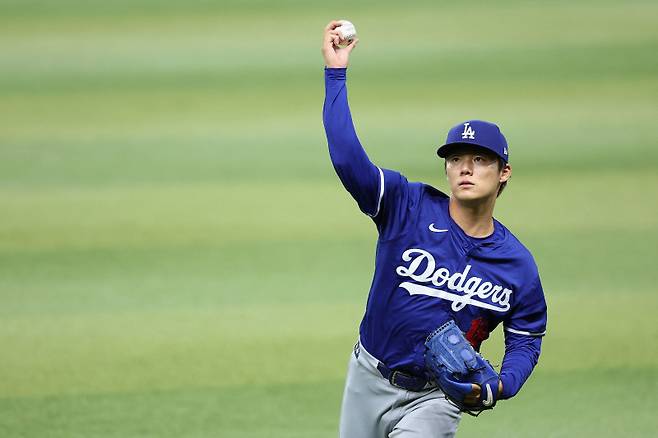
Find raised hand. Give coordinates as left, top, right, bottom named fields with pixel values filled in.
left=321, top=20, right=359, bottom=68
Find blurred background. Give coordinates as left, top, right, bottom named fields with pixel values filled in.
left=1, top=0, right=657, bottom=436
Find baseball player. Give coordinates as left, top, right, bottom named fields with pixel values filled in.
left=321, top=21, right=548, bottom=438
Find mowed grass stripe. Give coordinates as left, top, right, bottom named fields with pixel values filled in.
left=0, top=238, right=379, bottom=317
left=1, top=78, right=656, bottom=185
left=1, top=2, right=656, bottom=65
left=0, top=380, right=344, bottom=438
left=2, top=41, right=657, bottom=93
left=1, top=172, right=657, bottom=252
left=2, top=80, right=655, bottom=152
left=0, top=302, right=363, bottom=398
left=0, top=368, right=655, bottom=437
left=0, top=294, right=656, bottom=398
left=0, top=229, right=655, bottom=316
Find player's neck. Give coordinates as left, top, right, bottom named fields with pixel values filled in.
left=448, top=196, right=495, bottom=238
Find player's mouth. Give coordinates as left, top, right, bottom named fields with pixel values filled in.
left=458, top=181, right=474, bottom=187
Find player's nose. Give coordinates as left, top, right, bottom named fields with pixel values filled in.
left=459, top=160, right=474, bottom=175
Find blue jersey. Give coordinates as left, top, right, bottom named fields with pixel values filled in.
left=323, top=67, right=547, bottom=399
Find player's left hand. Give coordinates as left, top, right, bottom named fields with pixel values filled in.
left=433, top=360, right=500, bottom=410
left=464, top=380, right=503, bottom=406
left=424, top=320, right=502, bottom=416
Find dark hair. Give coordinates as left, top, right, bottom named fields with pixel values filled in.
left=495, top=158, right=507, bottom=198
left=443, top=157, right=508, bottom=198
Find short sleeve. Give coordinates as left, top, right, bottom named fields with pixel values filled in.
left=371, top=168, right=421, bottom=241
left=504, top=274, right=547, bottom=337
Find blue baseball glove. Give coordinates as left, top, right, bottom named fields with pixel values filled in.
left=424, top=320, right=500, bottom=416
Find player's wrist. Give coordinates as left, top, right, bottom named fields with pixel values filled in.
left=325, top=67, right=347, bottom=81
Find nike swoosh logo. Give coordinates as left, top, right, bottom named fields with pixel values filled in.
left=482, top=384, right=494, bottom=406
left=428, top=223, right=449, bottom=233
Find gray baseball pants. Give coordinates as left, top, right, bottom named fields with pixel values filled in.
left=339, top=340, right=462, bottom=438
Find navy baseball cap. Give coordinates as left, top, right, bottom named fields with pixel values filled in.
left=437, top=120, right=509, bottom=163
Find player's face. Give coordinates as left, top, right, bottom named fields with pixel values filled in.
left=445, top=146, right=510, bottom=203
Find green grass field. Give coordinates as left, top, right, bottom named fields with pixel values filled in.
left=1, top=1, right=657, bottom=436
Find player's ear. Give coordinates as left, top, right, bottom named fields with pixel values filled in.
left=500, top=163, right=512, bottom=183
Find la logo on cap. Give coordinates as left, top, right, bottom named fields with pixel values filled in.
left=461, top=122, right=475, bottom=140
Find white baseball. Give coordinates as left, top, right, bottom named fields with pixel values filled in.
left=337, top=20, right=357, bottom=47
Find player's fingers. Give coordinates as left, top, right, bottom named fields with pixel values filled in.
left=461, top=384, right=480, bottom=405
left=328, top=30, right=342, bottom=44
left=325, top=29, right=341, bottom=39
left=344, top=38, right=359, bottom=53
left=471, top=383, right=481, bottom=397
left=324, top=20, right=342, bottom=31
left=323, top=32, right=337, bottom=49
left=327, top=34, right=340, bottom=47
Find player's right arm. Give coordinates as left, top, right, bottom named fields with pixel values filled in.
left=321, top=21, right=383, bottom=217
left=322, top=22, right=419, bottom=239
